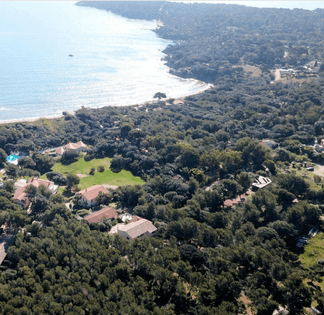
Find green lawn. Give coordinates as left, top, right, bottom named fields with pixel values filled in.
left=299, top=232, right=324, bottom=299
left=42, top=157, right=144, bottom=189
left=299, top=231, right=324, bottom=268
left=78, top=168, right=144, bottom=189
left=51, top=157, right=112, bottom=175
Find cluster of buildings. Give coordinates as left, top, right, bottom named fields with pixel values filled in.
left=83, top=207, right=157, bottom=241
left=12, top=178, right=157, bottom=241
left=77, top=186, right=157, bottom=241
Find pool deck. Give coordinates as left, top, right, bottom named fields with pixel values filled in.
left=7, top=155, right=19, bottom=165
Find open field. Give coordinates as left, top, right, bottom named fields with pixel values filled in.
left=52, top=157, right=112, bottom=175
left=42, top=157, right=144, bottom=189
left=233, top=65, right=262, bottom=78
left=300, top=232, right=324, bottom=295
left=300, top=232, right=324, bottom=268
left=78, top=169, right=144, bottom=189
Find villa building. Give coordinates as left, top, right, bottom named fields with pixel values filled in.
left=13, top=177, right=58, bottom=209
left=76, top=185, right=109, bottom=208
left=84, top=207, right=118, bottom=223
left=117, top=219, right=157, bottom=241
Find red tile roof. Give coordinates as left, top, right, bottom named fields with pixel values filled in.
left=13, top=186, right=27, bottom=202
left=77, top=185, right=109, bottom=201
left=56, top=147, right=65, bottom=155
left=84, top=207, right=118, bottom=223
left=27, top=177, right=55, bottom=189
left=65, top=141, right=87, bottom=150
left=130, top=215, right=142, bottom=223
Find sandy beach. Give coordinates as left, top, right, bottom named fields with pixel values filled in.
left=0, top=84, right=213, bottom=126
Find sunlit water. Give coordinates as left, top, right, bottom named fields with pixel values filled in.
left=0, top=1, right=210, bottom=122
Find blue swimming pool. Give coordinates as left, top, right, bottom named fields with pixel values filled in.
left=7, top=155, right=19, bottom=162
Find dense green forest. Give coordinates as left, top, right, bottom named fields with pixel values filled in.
left=1, top=1, right=324, bottom=314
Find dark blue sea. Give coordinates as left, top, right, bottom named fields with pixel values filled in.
left=0, top=1, right=209, bottom=122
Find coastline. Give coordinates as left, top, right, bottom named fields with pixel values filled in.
left=0, top=114, right=65, bottom=126
left=0, top=83, right=213, bottom=126
left=0, top=2, right=212, bottom=127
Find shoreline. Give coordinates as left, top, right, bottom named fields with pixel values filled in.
left=0, top=84, right=213, bottom=126
left=0, top=3, right=212, bottom=127
left=0, top=114, right=65, bottom=126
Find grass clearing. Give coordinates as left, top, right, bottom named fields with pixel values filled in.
left=299, top=232, right=324, bottom=268
left=238, top=65, right=262, bottom=77
left=300, top=232, right=324, bottom=301
left=79, top=169, right=144, bottom=189
left=51, top=157, right=112, bottom=175
left=43, top=156, right=144, bottom=189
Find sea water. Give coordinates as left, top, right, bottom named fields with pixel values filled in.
left=0, top=1, right=209, bottom=122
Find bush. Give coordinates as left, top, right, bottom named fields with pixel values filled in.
left=97, top=165, right=105, bottom=173
left=46, top=171, right=67, bottom=186
left=61, top=150, right=79, bottom=165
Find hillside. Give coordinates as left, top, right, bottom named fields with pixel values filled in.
left=1, top=2, right=324, bottom=314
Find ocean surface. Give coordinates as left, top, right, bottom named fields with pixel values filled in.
left=0, top=1, right=209, bottom=123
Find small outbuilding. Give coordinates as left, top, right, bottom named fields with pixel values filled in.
left=251, top=176, right=272, bottom=191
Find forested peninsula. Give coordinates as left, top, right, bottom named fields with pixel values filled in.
left=1, top=2, right=324, bottom=314
left=77, top=1, right=324, bottom=82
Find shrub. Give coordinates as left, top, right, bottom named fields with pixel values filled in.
left=97, top=165, right=105, bottom=173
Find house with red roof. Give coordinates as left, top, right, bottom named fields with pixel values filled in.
left=84, top=207, right=118, bottom=223
left=117, top=219, right=157, bottom=241
left=13, top=177, right=58, bottom=209
left=64, top=141, right=87, bottom=152
left=43, top=141, right=87, bottom=157
left=27, top=177, right=58, bottom=194
left=76, top=185, right=109, bottom=208
left=13, top=185, right=30, bottom=209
